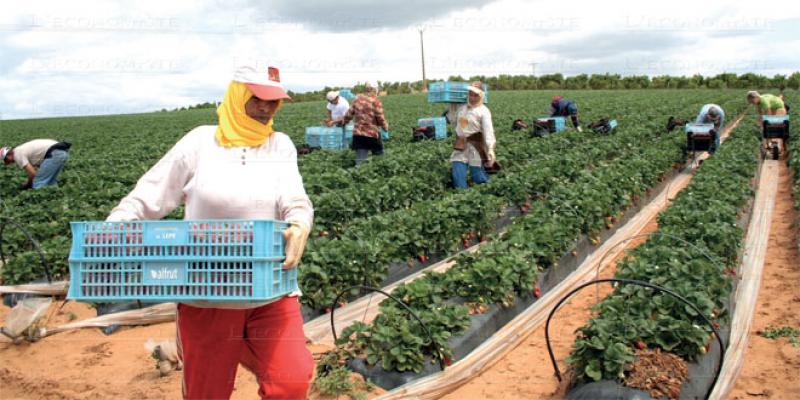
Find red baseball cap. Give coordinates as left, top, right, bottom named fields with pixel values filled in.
left=232, top=65, right=291, bottom=101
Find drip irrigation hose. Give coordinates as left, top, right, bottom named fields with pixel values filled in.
left=330, top=285, right=446, bottom=372
left=544, top=278, right=724, bottom=400
left=0, top=216, right=52, bottom=283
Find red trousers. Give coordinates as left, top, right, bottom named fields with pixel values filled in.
left=177, top=297, right=314, bottom=399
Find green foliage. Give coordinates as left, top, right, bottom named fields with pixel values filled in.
left=760, top=326, right=800, bottom=347
left=568, top=120, right=761, bottom=382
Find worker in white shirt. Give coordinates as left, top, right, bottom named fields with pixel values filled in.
left=1, top=140, right=71, bottom=190
left=106, top=64, right=314, bottom=400
left=448, top=82, right=496, bottom=189
left=324, top=90, right=350, bottom=127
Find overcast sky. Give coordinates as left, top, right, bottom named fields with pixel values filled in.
left=1, top=0, right=798, bottom=119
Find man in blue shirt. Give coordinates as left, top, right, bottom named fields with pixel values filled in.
left=550, top=96, right=581, bottom=131
left=695, top=104, right=724, bottom=153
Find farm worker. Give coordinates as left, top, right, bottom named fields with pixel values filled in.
left=324, top=90, right=350, bottom=127
left=695, top=104, right=724, bottom=153
left=550, top=96, right=582, bottom=131
left=106, top=64, right=314, bottom=400
left=747, top=91, right=787, bottom=127
left=1, top=140, right=71, bottom=190
left=341, top=82, right=389, bottom=165
left=447, top=82, right=496, bottom=189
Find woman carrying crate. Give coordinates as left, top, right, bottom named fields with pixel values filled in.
left=341, top=82, right=389, bottom=165
left=106, top=64, right=314, bottom=399
left=448, top=82, right=496, bottom=189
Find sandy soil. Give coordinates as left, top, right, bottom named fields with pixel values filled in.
left=728, top=162, right=800, bottom=400
left=0, top=301, right=341, bottom=399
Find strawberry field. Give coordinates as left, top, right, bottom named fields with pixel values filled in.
left=1, top=88, right=790, bottom=398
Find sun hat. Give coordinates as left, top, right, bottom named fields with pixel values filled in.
left=467, top=81, right=484, bottom=96
left=326, top=91, right=339, bottom=102
left=1, top=147, right=11, bottom=164
left=232, top=65, right=291, bottom=101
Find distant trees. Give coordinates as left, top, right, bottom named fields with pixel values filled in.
left=172, top=72, right=799, bottom=110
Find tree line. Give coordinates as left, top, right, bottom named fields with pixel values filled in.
left=178, top=72, right=800, bottom=109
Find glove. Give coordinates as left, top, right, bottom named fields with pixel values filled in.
left=577, top=126, right=583, bottom=133
left=282, top=222, right=310, bottom=269
left=485, top=147, right=496, bottom=168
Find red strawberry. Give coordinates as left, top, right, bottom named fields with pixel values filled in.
left=534, top=287, right=541, bottom=298
left=418, top=255, right=428, bottom=263
left=635, top=341, right=646, bottom=350
left=443, top=357, right=453, bottom=366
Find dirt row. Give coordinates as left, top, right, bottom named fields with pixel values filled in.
left=442, top=162, right=800, bottom=400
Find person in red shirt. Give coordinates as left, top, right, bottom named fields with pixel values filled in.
left=341, top=83, right=389, bottom=165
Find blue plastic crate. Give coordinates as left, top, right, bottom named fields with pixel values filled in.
left=762, top=115, right=789, bottom=124
left=427, top=81, right=489, bottom=104
left=344, top=123, right=354, bottom=142
left=685, top=123, right=714, bottom=134
left=306, top=126, right=347, bottom=150
left=339, top=88, right=355, bottom=101
left=428, top=81, right=470, bottom=91
left=417, top=117, right=448, bottom=140
left=537, top=117, right=567, bottom=132
left=67, top=219, right=296, bottom=302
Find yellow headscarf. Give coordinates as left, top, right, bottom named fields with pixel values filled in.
left=215, top=81, right=281, bottom=147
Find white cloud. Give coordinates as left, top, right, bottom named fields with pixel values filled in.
left=1, top=0, right=798, bottom=119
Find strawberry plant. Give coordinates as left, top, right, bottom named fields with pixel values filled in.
left=567, top=119, right=760, bottom=384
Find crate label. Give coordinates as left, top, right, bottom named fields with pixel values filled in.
left=145, top=222, right=185, bottom=245
left=143, top=262, right=186, bottom=285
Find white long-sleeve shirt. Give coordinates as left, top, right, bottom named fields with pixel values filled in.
left=107, top=125, right=313, bottom=308
left=108, top=125, right=312, bottom=228
left=448, top=103, right=496, bottom=166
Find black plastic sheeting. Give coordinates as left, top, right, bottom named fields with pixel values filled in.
left=344, top=168, right=682, bottom=390
left=300, top=206, right=523, bottom=322
left=566, top=159, right=760, bottom=400
left=566, top=309, right=731, bottom=400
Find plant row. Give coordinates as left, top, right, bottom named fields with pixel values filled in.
left=566, top=118, right=760, bottom=385
left=322, top=128, right=686, bottom=379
